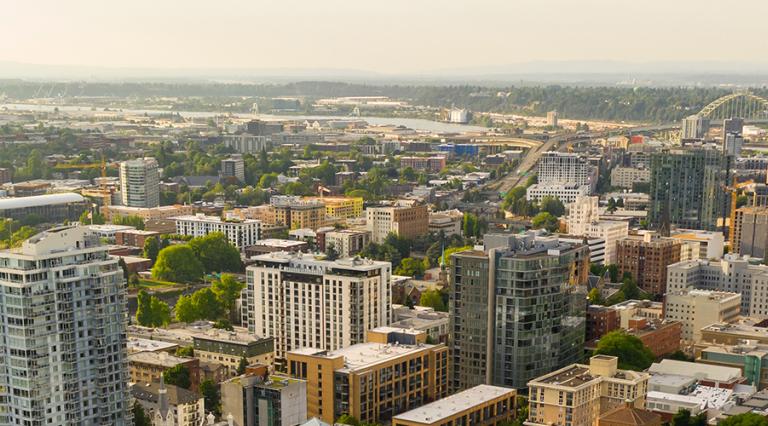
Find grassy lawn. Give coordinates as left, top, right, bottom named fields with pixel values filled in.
left=137, top=278, right=179, bottom=289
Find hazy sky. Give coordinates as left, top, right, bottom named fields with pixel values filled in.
left=3, top=0, right=767, bottom=74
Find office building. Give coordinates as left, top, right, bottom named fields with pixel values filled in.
left=526, top=183, right=591, bottom=204
left=120, top=157, right=160, bottom=208
left=670, top=229, right=725, bottom=261
left=324, top=229, right=370, bottom=258
left=392, top=385, right=517, bottom=426
left=566, top=196, right=629, bottom=264
left=527, top=355, right=650, bottom=426
left=0, top=226, right=131, bottom=424
left=681, top=115, right=710, bottom=140
left=223, top=134, right=270, bottom=154
left=449, top=108, right=470, bottom=124
left=287, top=328, right=448, bottom=425
left=558, top=235, right=606, bottom=264
left=649, top=147, right=730, bottom=231
left=616, top=234, right=681, bottom=295
left=174, top=213, right=261, bottom=251
left=221, top=155, right=246, bottom=182
left=699, top=319, right=768, bottom=347
left=664, top=289, right=741, bottom=342
left=245, top=253, right=391, bottom=365
left=732, top=206, right=768, bottom=259
left=366, top=202, right=429, bottom=243
left=115, top=229, right=161, bottom=248
left=0, top=192, right=89, bottom=222
left=271, top=196, right=327, bottom=230
left=724, top=133, right=744, bottom=156
left=312, top=196, right=364, bottom=220
left=666, top=254, right=768, bottom=317
left=537, top=152, right=595, bottom=187
left=131, top=379, right=205, bottom=426
left=610, top=167, right=650, bottom=189
left=221, top=365, right=307, bottom=426
left=399, top=156, right=447, bottom=173
left=450, top=232, right=589, bottom=390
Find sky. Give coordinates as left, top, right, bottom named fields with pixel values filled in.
left=2, top=0, right=767, bottom=75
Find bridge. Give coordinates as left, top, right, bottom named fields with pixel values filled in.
left=699, top=92, right=768, bottom=121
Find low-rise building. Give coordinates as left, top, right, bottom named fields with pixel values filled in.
left=115, top=229, right=161, bottom=248
left=665, top=289, right=741, bottom=343
left=392, top=385, right=517, bottom=426
left=526, top=355, right=650, bottom=426
left=391, top=305, right=450, bottom=343
left=428, top=209, right=464, bottom=236
left=221, top=365, right=307, bottom=426
left=399, top=156, right=447, bottom=173
left=598, top=402, right=661, bottom=426
left=648, top=359, right=744, bottom=389
left=131, top=379, right=205, bottom=426
left=699, top=319, right=768, bottom=347
left=244, top=239, right=308, bottom=257
left=698, top=342, right=768, bottom=388
left=286, top=328, right=449, bottom=425
left=103, top=204, right=193, bottom=221
left=526, top=183, right=591, bottom=204
left=271, top=196, right=327, bottom=230
left=129, top=351, right=201, bottom=392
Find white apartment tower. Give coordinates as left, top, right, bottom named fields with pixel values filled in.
left=244, top=252, right=391, bottom=366
left=565, top=196, right=628, bottom=264
left=120, top=157, right=160, bottom=208
left=0, top=226, right=131, bottom=425
left=174, top=214, right=261, bottom=251
left=537, top=152, right=593, bottom=187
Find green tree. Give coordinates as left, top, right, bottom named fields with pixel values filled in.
left=214, top=319, right=234, bottom=331
left=443, top=246, right=472, bottom=267
left=211, top=274, right=245, bottom=316
left=593, top=331, right=655, bottom=371
left=191, top=288, right=226, bottom=321
left=400, top=166, right=417, bottom=182
left=112, top=215, right=145, bottom=230
left=336, top=415, right=360, bottom=426
left=79, top=209, right=105, bottom=225
left=587, top=288, right=604, bottom=305
left=325, top=242, right=340, bottom=261
left=136, top=290, right=171, bottom=327
left=163, top=364, right=192, bottom=390
left=237, top=357, right=248, bottom=375
left=188, top=233, right=242, bottom=273
left=419, top=289, right=447, bottom=312
left=671, top=409, right=708, bottom=426
left=531, top=212, right=559, bottom=232
left=176, top=346, right=194, bottom=357
left=395, top=257, right=426, bottom=278
left=502, top=186, right=527, bottom=211
left=718, top=412, right=768, bottom=426
left=133, top=401, right=152, bottom=426
left=539, top=196, right=565, bottom=217
left=200, top=379, right=221, bottom=416
left=152, top=245, right=204, bottom=282
left=143, top=236, right=161, bottom=263
left=175, top=294, right=198, bottom=323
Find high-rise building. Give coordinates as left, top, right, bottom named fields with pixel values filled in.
left=366, top=202, right=429, bottom=243
left=732, top=206, right=768, bottom=259
left=669, top=229, right=725, bottom=261
left=681, top=115, right=710, bottom=140
left=450, top=232, right=589, bottom=390
left=565, top=196, right=629, bottom=264
left=547, top=110, right=559, bottom=127
left=649, top=147, right=730, bottom=231
left=537, top=152, right=595, bottom=187
left=173, top=213, right=261, bottom=251
left=664, top=289, right=741, bottom=342
left=120, top=157, right=160, bottom=208
left=0, top=226, right=131, bottom=424
left=527, top=355, right=650, bottom=426
left=666, top=254, right=768, bottom=318
left=221, top=155, right=246, bottom=182
left=221, top=365, right=307, bottom=426
left=0, top=167, right=12, bottom=184
left=616, top=234, right=681, bottom=295
left=245, top=253, right=391, bottom=366
left=286, top=328, right=448, bottom=425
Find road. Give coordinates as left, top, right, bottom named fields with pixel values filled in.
left=487, top=133, right=576, bottom=194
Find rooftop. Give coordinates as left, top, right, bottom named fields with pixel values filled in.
left=649, top=360, right=742, bottom=383
left=251, top=239, right=307, bottom=248
left=127, top=322, right=268, bottom=346
left=130, top=382, right=200, bottom=406
left=249, top=251, right=390, bottom=272
left=127, top=337, right=178, bottom=353
left=289, top=340, right=436, bottom=373
left=393, top=385, right=515, bottom=424
left=599, top=404, right=662, bottom=426
left=128, top=351, right=193, bottom=368
left=0, top=193, right=85, bottom=210
left=173, top=214, right=260, bottom=224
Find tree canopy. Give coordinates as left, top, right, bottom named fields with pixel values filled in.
left=188, top=232, right=242, bottom=273
left=163, top=364, right=192, bottom=390
left=718, top=413, right=768, bottom=426
left=531, top=212, right=559, bottom=232
left=593, top=331, right=655, bottom=371
left=211, top=274, right=246, bottom=316
left=395, top=257, right=426, bottom=278
left=152, top=245, right=205, bottom=283
left=419, top=289, right=447, bottom=312
left=136, top=290, right=171, bottom=327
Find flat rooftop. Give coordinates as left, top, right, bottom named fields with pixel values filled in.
left=128, top=351, right=191, bottom=368
left=127, top=337, right=178, bottom=353
left=290, top=341, right=435, bottom=373
left=127, top=323, right=268, bottom=346
left=393, top=385, right=515, bottom=424
left=251, top=239, right=307, bottom=248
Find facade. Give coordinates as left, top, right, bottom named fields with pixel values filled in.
left=103, top=204, right=194, bottom=221
left=287, top=328, right=449, bottom=425
left=223, top=134, right=271, bottom=153
left=666, top=254, right=768, bottom=317
left=664, top=289, right=741, bottom=342
left=557, top=235, right=606, bottom=265
left=131, top=380, right=205, bottom=426
left=537, top=152, right=595, bottom=187
left=649, top=147, right=729, bottom=231
left=0, top=192, right=88, bottom=222
left=526, top=355, right=650, bottom=426
left=271, top=196, right=327, bottom=230
left=586, top=306, right=621, bottom=342
left=698, top=342, right=768, bottom=388
left=120, top=157, right=160, bottom=208
left=450, top=233, right=589, bottom=390
left=115, top=229, right=161, bottom=248
left=0, top=167, right=11, bottom=184
left=681, top=115, right=710, bottom=140
left=391, top=305, right=450, bottom=344
left=174, top=214, right=261, bottom=251
left=428, top=209, right=464, bottom=236
left=324, top=229, right=370, bottom=258
left=221, top=155, right=246, bottom=182
left=670, top=229, right=725, bottom=261
left=399, top=156, right=447, bottom=173
left=547, top=110, right=558, bottom=127
left=616, top=234, right=681, bottom=295
left=129, top=351, right=201, bottom=391
left=565, top=197, right=628, bottom=264
left=732, top=206, right=768, bottom=259
left=0, top=226, right=131, bottom=425
left=221, top=368, right=307, bottom=426
left=313, top=196, right=364, bottom=220
left=526, top=183, right=591, bottom=204
left=245, top=253, right=391, bottom=365
left=610, top=167, right=650, bottom=189
left=392, top=385, right=517, bottom=426
left=366, top=202, right=429, bottom=243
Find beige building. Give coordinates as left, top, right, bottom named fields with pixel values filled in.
left=566, top=196, right=628, bottom=264
left=103, top=204, right=194, bottom=221
left=611, top=300, right=664, bottom=329
left=287, top=328, right=449, bottom=425
left=670, top=229, right=725, bottom=261
left=128, top=352, right=201, bottom=392
left=271, top=196, right=327, bottom=230
left=664, top=289, right=741, bottom=343
left=392, top=385, right=517, bottom=426
left=428, top=209, right=464, bottom=236
left=324, top=229, right=370, bottom=257
left=610, top=167, right=650, bottom=189
left=366, top=202, right=429, bottom=243
left=526, top=355, right=650, bottom=426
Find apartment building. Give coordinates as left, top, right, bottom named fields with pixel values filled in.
left=271, top=196, right=327, bottom=230
left=616, top=234, right=681, bottom=295
left=0, top=226, right=131, bottom=424
left=366, top=202, right=429, bottom=243
left=103, top=204, right=194, bottom=221
left=610, top=167, right=650, bottom=189
left=565, top=197, right=629, bottom=264
left=526, top=183, right=591, bottom=204
left=666, top=254, right=768, bottom=317
left=537, top=151, right=595, bottom=188
left=526, top=355, right=650, bottom=426
left=311, top=196, right=364, bottom=220
left=670, top=229, right=725, bottom=261
left=115, top=229, right=161, bottom=248
left=324, top=229, right=370, bottom=258
left=428, top=209, right=464, bottom=236
left=221, top=155, right=246, bottom=182
left=664, top=289, right=741, bottom=342
left=392, top=385, right=517, bottom=426
left=732, top=206, right=768, bottom=259
left=223, top=134, right=271, bottom=154
left=174, top=213, right=261, bottom=251
left=399, top=156, right=447, bottom=173
left=120, top=157, right=160, bottom=208
left=286, top=328, right=449, bottom=425
left=245, top=252, right=391, bottom=365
